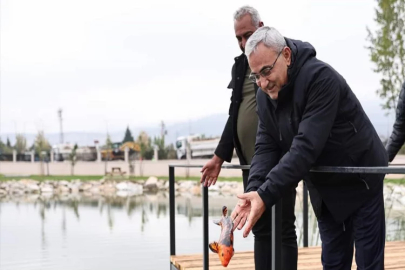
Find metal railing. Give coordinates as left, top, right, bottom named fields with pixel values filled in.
left=169, top=164, right=405, bottom=270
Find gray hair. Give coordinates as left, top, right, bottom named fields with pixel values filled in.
left=233, top=6, right=261, bottom=27
left=245, top=26, right=286, bottom=57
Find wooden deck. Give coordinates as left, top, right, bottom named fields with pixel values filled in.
left=170, top=241, right=405, bottom=270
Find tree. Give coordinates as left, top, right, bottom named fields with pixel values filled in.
left=69, top=144, right=78, bottom=175
left=105, top=134, right=113, bottom=160
left=0, top=139, right=5, bottom=151
left=6, top=137, right=11, bottom=148
left=14, top=134, right=27, bottom=154
left=122, top=126, right=134, bottom=143
left=34, top=131, right=51, bottom=175
left=154, top=136, right=167, bottom=159
left=34, top=131, right=51, bottom=155
left=165, top=143, right=177, bottom=159
left=137, top=131, right=153, bottom=159
left=105, top=134, right=112, bottom=148
left=366, top=0, right=405, bottom=113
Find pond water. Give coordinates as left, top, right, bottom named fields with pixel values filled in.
left=0, top=184, right=404, bottom=270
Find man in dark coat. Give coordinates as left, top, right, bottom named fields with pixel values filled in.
left=232, top=26, right=388, bottom=270
left=199, top=6, right=262, bottom=189
left=200, top=7, right=298, bottom=270
left=386, top=81, right=405, bottom=161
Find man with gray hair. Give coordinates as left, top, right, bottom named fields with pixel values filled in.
left=200, top=7, right=298, bottom=270
left=232, top=26, right=388, bottom=269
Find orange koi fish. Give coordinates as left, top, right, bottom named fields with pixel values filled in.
left=209, top=206, right=235, bottom=267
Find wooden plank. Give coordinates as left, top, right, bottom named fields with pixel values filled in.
left=170, top=241, right=405, bottom=270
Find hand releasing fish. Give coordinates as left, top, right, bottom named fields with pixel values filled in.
left=209, top=206, right=235, bottom=267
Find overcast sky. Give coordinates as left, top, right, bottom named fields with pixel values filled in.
left=0, top=0, right=395, bottom=136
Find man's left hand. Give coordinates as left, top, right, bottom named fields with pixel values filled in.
left=236, top=191, right=266, bottom=238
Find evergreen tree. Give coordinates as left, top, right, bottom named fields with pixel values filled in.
left=122, top=126, right=135, bottom=143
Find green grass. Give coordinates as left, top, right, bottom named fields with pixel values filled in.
left=384, top=178, right=405, bottom=185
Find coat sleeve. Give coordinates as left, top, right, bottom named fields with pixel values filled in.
left=245, top=110, right=281, bottom=192
left=214, top=69, right=236, bottom=163
left=386, top=82, right=405, bottom=162
left=214, top=113, right=235, bottom=162
left=256, top=78, right=340, bottom=210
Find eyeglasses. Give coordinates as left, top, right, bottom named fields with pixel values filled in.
left=249, top=49, right=283, bottom=83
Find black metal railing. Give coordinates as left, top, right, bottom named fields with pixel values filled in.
left=169, top=164, right=405, bottom=270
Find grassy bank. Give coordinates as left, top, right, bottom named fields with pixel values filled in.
left=0, top=175, right=404, bottom=185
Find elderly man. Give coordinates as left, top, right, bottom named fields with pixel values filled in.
left=232, top=26, right=388, bottom=269
left=200, top=7, right=298, bottom=270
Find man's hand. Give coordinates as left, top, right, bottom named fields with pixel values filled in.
left=200, top=155, right=224, bottom=187
left=236, top=191, right=266, bottom=238
left=231, top=199, right=251, bottom=231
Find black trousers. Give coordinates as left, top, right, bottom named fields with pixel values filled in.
left=317, top=184, right=385, bottom=270
left=243, top=170, right=298, bottom=270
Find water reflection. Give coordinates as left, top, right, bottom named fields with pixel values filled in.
left=0, top=184, right=404, bottom=270
left=1, top=187, right=404, bottom=242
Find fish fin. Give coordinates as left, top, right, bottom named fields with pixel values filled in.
left=213, top=219, right=221, bottom=226
left=209, top=242, right=219, bottom=253
left=222, top=206, right=228, bottom=216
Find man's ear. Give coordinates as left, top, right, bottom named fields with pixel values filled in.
left=259, top=21, right=264, bottom=27
left=284, top=47, right=292, bottom=66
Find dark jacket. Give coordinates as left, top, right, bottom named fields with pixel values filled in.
left=386, top=82, right=405, bottom=162
left=246, top=38, right=388, bottom=223
left=214, top=54, right=258, bottom=165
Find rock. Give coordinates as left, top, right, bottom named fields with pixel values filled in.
left=190, top=185, right=201, bottom=196
left=0, top=183, right=9, bottom=192
left=117, top=190, right=129, bottom=197
left=101, top=183, right=116, bottom=194
left=19, top=179, right=39, bottom=185
left=220, top=185, right=232, bottom=193
left=83, top=191, right=93, bottom=197
left=57, top=186, right=70, bottom=193
left=10, top=182, right=25, bottom=191
left=144, top=177, right=158, bottom=191
left=0, top=189, right=7, bottom=195
left=58, top=181, right=70, bottom=186
left=26, top=184, right=40, bottom=193
left=177, top=187, right=189, bottom=193
left=157, top=180, right=166, bottom=190
left=79, top=183, right=92, bottom=192
left=89, top=187, right=100, bottom=194
left=24, top=194, right=40, bottom=202
left=208, top=190, right=221, bottom=197
left=116, top=182, right=129, bottom=190
left=11, top=189, right=25, bottom=195
left=216, top=182, right=225, bottom=188
left=70, top=185, right=79, bottom=194
left=127, top=183, right=143, bottom=194
left=40, top=184, right=54, bottom=193
left=208, top=185, right=220, bottom=192
left=40, top=193, right=53, bottom=200
left=179, top=181, right=194, bottom=190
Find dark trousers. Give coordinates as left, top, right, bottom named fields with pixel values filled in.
left=318, top=185, right=385, bottom=270
left=244, top=169, right=298, bottom=270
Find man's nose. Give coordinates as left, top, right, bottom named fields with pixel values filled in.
left=241, top=38, right=247, bottom=50
left=258, top=76, right=267, bottom=88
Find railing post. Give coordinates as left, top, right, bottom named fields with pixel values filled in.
left=271, top=200, right=282, bottom=270
left=303, top=182, right=309, bottom=247
left=169, top=166, right=176, bottom=259
left=203, top=185, right=209, bottom=270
